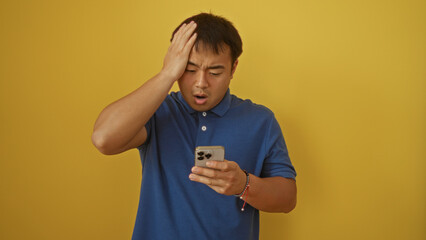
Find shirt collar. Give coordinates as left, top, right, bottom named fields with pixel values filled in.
left=177, top=89, right=232, bottom=117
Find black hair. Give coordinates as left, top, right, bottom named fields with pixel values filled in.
left=171, top=13, right=243, bottom=65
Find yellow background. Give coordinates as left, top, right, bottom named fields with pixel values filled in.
left=1, top=0, right=425, bottom=239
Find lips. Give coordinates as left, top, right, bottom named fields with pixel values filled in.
left=194, top=93, right=208, bottom=105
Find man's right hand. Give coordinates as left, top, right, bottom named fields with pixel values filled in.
left=92, top=21, right=197, bottom=155
left=161, top=21, right=197, bottom=82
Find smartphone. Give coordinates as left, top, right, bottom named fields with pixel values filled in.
left=194, top=146, right=225, bottom=167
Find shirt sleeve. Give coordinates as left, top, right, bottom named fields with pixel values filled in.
left=260, top=115, right=297, bottom=179
left=136, top=114, right=154, bottom=151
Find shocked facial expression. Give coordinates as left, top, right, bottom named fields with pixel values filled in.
left=178, top=43, right=238, bottom=112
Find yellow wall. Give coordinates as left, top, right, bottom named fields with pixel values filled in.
left=1, top=0, right=425, bottom=239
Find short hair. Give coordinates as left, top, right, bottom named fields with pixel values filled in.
left=171, top=13, right=243, bottom=65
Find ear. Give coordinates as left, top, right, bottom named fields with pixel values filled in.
left=230, top=59, right=239, bottom=79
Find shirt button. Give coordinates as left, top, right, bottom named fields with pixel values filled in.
left=201, top=126, right=207, bottom=131
left=202, top=112, right=207, bottom=117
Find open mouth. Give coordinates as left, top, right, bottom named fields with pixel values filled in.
left=194, top=94, right=208, bottom=105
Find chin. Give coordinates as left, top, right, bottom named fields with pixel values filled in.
left=192, top=105, right=209, bottom=112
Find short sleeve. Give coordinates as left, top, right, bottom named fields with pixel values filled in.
left=260, top=116, right=297, bottom=179
left=137, top=115, right=154, bottom=151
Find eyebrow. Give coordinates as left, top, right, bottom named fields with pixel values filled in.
left=187, top=61, right=225, bottom=70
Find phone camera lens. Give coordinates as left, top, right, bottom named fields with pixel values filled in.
left=205, top=153, right=212, bottom=159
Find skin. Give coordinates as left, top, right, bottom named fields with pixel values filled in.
left=178, top=41, right=238, bottom=112
left=92, top=21, right=297, bottom=213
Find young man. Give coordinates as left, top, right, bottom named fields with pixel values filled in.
left=92, top=13, right=297, bottom=239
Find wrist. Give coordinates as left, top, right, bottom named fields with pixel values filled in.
left=234, top=170, right=249, bottom=197
left=158, top=68, right=181, bottom=84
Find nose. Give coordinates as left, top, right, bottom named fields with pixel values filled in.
left=195, top=72, right=208, bottom=89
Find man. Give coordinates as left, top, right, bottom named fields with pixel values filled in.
left=92, top=13, right=297, bottom=240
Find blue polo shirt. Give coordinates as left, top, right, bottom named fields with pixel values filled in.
left=132, top=89, right=296, bottom=240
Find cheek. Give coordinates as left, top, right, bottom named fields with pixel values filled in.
left=178, top=76, right=192, bottom=89
left=181, top=73, right=197, bottom=81
left=214, top=77, right=231, bottom=90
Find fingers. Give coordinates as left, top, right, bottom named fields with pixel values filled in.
left=189, top=161, right=237, bottom=181
left=161, top=21, right=197, bottom=81
left=189, top=168, right=242, bottom=196
left=189, top=173, right=222, bottom=187
left=189, top=160, right=244, bottom=196
left=183, top=31, right=197, bottom=53
left=171, top=21, right=197, bottom=47
left=191, top=166, right=222, bottom=178
left=172, top=22, right=189, bottom=44
left=206, top=160, right=235, bottom=171
left=189, top=166, right=225, bottom=187
left=171, top=23, right=186, bottom=44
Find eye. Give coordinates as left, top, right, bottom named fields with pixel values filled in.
left=185, top=69, right=196, bottom=73
left=209, top=72, right=222, bottom=76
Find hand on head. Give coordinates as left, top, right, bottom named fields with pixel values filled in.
left=161, top=21, right=197, bottom=82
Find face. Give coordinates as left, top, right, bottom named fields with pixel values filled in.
left=178, top=43, right=238, bottom=112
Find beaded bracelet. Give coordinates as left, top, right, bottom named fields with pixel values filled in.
left=234, top=170, right=250, bottom=211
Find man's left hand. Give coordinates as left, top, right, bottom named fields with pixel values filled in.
left=189, top=160, right=247, bottom=196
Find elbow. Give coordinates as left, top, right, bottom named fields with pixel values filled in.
left=282, top=196, right=297, bottom=213
left=282, top=183, right=297, bottom=213
left=91, top=131, right=117, bottom=155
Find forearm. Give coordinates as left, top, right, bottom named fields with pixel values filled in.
left=244, top=175, right=297, bottom=213
left=92, top=72, right=174, bottom=154
left=92, top=22, right=198, bottom=155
